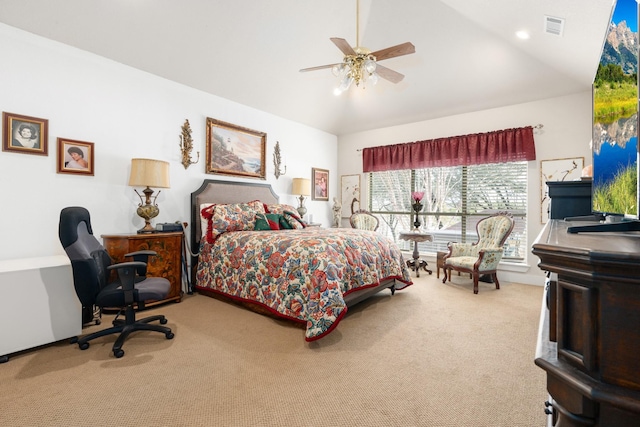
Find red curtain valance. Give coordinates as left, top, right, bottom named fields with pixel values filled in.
left=362, top=126, right=536, bottom=173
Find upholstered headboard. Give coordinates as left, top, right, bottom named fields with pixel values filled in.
left=189, top=179, right=279, bottom=257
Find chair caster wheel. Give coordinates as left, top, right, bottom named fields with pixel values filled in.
left=95, top=319, right=101, bottom=326
left=79, top=342, right=90, bottom=350
left=166, top=332, right=175, bottom=340
left=114, top=349, right=124, bottom=358
left=160, top=318, right=168, bottom=325
left=70, top=336, right=78, bottom=344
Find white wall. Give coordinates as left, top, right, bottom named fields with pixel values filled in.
left=0, top=23, right=594, bottom=286
left=0, top=24, right=337, bottom=261
left=337, top=92, right=593, bottom=285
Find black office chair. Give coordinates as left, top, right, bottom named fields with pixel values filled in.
left=59, top=207, right=174, bottom=358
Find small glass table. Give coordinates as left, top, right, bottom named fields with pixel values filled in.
left=399, top=231, right=433, bottom=277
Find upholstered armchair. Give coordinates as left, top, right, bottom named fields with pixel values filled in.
left=350, top=209, right=379, bottom=231
left=442, top=212, right=515, bottom=294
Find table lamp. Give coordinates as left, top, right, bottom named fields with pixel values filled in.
left=128, top=158, right=170, bottom=233
left=292, top=178, right=311, bottom=218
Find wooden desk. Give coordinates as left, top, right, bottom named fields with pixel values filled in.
left=102, top=232, right=183, bottom=307
left=399, top=231, right=433, bottom=277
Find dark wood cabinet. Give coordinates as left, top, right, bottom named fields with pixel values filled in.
left=102, top=232, right=183, bottom=307
left=546, top=180, right=592, bottom=220
left=532, top=220, right=640, bottom=426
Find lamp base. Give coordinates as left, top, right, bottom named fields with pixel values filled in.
left=297, top=195, right=307, bottom=219
left=137, top=222, right=157, bottom=234
left=135, top=189, right=160, bottom=234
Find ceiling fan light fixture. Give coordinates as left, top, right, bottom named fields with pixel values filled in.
left=332, top=63, right=346, bottom=77
left=299, top=0, right=415, bottom=92
left=364, top=58, right=377, bottom=74
left=338, top=75, right=354, bottom=91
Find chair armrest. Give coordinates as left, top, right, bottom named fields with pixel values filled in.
left=449, top=242, right=477, bottom=257
left=107, top=261, right=146, bottom=284
left=125, top=250, right=158, bottom=259
left=107, top=261, right=147, bottom=303
left=124, top=250, right=157, bottom=277
left=107, top=261, right=147, bottom=271
left=477, top=248, right=504, bottom=271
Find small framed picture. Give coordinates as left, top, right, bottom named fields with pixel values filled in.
left=312, top=167, right=329, bottom=201
left=57, top=138, right=95, bottom=176
left=2, top=112, right=48, bottom=156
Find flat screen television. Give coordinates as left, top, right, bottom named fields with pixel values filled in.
left=569, top=0, right=640, bottom=233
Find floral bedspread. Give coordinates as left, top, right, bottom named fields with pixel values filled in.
left=195, top=228, right=413, bottom=341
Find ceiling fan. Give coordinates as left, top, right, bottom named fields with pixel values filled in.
left=300, top=0, right=415, bottom=93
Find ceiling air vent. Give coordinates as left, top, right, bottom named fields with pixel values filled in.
left=544, top=15, right=565, bottom=36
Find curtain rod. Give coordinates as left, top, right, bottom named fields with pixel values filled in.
left=356, top=124, right=544, bottom=151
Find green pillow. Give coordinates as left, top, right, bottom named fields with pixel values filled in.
left=279, top=214, right=294, bottom=229
left=255, top=213, right=281, bottom=230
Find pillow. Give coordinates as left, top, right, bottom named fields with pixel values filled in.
left=279, top=214, right=294, bottom=230
left=201, top=200, right=265, bottom=243
left=255, top=213, right=281, bottom=230
left=282, top=211, right=306, bottom=229
left=200, top=203, right=215, bottom=238
left=264, top=204, right=306, bottom=229
left=264, top=203, right=300, bottom=216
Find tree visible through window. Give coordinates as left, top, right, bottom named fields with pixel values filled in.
left=369, top=162, right=527, bottom=262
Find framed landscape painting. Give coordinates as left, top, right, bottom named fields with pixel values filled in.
left=205, top=118, right=266, bottom=179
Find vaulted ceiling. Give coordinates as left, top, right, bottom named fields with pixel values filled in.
left=0, top=0, right=614, bottom=135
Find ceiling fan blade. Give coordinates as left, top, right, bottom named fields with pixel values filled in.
left=371, top=42, right=416, bottom=61
left=375, top=64, right=405, bottom=84
left=330, top=37, right=356, bottom=56
left=299, top=63, right=341, bottom=72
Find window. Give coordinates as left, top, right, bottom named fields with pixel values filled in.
left=369, top=162, right=527, bottom=262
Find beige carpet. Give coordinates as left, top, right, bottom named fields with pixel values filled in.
left=0, top=273, right=546, bottom=427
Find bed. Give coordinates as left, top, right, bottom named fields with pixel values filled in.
left=190, top=179, right=413, bottom=341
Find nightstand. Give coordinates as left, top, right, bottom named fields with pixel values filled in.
left=305, top=222, right=322, bottom=228
left=101, top=231, right=183, bottom=307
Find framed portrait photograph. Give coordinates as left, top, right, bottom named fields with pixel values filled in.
left=540, top=157, right=584, bottom=223
left=205, top=118, right=266, bottom=179
left=341, top=174, right=361, bottom=217
left=2, top=111, right=48, bottom=156
left=57, top=138, right=95, bottom=176
left=312, top=167, right=329, bottom=201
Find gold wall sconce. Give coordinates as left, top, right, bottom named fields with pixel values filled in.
left=273, top=140, right=286, bottom=179
left=179, top=119, right=199, bottom=169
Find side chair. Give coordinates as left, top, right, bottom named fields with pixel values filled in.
left=442, top=212, right=515, bottom=294
left=350, top=209, right=380, bottom=231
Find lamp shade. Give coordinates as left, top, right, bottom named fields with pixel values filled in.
left=128, top=158, right=170, bottom=188
left=292, top=178, right=311, bottom=196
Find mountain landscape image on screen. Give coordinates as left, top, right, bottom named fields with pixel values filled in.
left=592, top=0, right=639, bottom=216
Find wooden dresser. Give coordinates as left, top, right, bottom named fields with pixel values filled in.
left=102, top=232, right=183, bottom=306
left=532, top=220, right=640, bottom=426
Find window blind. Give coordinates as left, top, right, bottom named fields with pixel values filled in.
left=369, top=162, right=527, bottom=261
